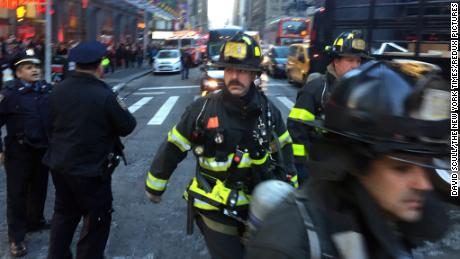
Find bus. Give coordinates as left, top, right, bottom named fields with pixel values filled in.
left=263, top=17, right=310, bottom=46
left=207, top=26, right=244, bottom=61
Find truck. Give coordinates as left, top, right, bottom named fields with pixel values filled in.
left=308, top=0, right=450, bottom=80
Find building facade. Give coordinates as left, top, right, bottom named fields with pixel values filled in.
left=187, top=0, right=208, bottom=32
left=0, top=0, right=183, bottom=44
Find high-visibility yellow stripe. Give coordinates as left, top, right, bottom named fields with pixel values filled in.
left=102, top=58, right=110, bottom=66
left=186, top=178, right=250, bottom=210
left=167, top=126, right=191, bottom=152
left=292, top=144, right=306, bottom=157
left=199, top=154, right=233, bottom=172
left=291, top=175, right=299, bottom=188
left=288, top=107, right=315, bottom=122
left=278, top=131, right=293, bottom=148
left=242, top=36, right=252, bottom=45
left=198, top=152, right=266, bottom=172
left=254, top=46, right=261, bottom=56
left=251, top=153, right=270, bottom=165
left=145, top=172, right=168, bottom=191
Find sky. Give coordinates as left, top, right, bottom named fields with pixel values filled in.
left=207, top=0, right=235, bottom=28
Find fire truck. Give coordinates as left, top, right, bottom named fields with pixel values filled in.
left=308, top=0, right=449, bottom=79
left=163, top=30, right=206, bottom=65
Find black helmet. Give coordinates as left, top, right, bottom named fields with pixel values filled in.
left=312, top=61, right=450, bottom=169
left=325, top=30, right=370, bottom=58
left=213, top=33, right=263, bottom=72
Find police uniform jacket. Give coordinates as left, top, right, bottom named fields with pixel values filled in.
left=245, top=143, right=449, bottom=259
left=42, top=72, right=136, bottom=177
left=0, top=79, right=52, bottom=151
left=287, top=64, right=338, bottom=164
left=145, top=86, right=298, bottom=212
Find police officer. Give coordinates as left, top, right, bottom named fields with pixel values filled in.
left=0, top=50, right=52, bottom=257
left=145, top=33, right=297, bottom=259
left=43, top=41, right=137, bottom=259
left=287, top=30, right=369, bottom=182
left=246, top=61, right=451, bottom=258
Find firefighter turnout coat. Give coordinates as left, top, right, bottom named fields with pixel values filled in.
left=145, top=86, right=298, bottom=213
left=287, top=64, right=338, bottom=164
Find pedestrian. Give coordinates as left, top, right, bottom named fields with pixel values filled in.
left=246, top=61, right=451, bottom=259
left=180, top=49, right=192, bottom=80
left=0, top=50, right=52, bottom=257
left=144, top=33, right=298, bottom=259
left=43, top=41, right=137, bottom=259
left=136, top=44, right=144, bottom=68
left=287, top=30, right=369, bottom=183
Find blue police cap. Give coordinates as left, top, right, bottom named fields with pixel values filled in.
left=68, top=41, right=107, bottom=64
left=13, top=49, right=41, bottom=68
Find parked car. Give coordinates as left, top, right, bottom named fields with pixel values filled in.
left=286, top=43, right=311, bottom=85
left=153, top=49, right=182, bottom=74
left=263, top=46, right=289, bottom=77
left=200, top=62, right=225, bottom=96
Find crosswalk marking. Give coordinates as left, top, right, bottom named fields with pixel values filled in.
left=125, top=95, right=295, bottom=126
left=147, top=96, right=179, bottom=125
left=128, top=97, right=153, bottom=113
left=276, top=96, right=294, bottom=110
left=133, top=92, right=166, bottom=95
left=140, top=85, right=199, bottom=90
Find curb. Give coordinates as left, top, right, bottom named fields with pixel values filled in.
left=111, top=69, right=151, bottom=93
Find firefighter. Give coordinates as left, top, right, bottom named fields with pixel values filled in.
left=0, top=50, right=52, bottom=257
left=246, top=61, right=451, bottom=258
left=145, top=33, right=297, bottom=259
left=287, top=30, right=369, bottom=182
left=43, top=41, right=137, bottom=259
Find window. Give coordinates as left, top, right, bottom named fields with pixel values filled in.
left=273, top=47, right=288, bottom=58
left=288, top=46, right=297, bottom=57
left=158, top=51, right=179, bottom=58
left=282, top=20, right=307, bottom=36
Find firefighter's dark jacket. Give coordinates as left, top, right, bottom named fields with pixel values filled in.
left=42, top=72, right=136, bottom=177
left=287, top=64, right=338, bottom=163
left=145, top=86, right=297, bottom=211
left=0, top=79, right=52, bottom=151
left=245, top=148, right=449, bottom=259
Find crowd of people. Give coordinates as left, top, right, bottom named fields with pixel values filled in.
left=1, top=36, right=160, bottom=88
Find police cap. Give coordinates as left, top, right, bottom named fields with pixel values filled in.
left=68, top=41, right=107, bottom=64
left=13, top=49, right=41, bottom=68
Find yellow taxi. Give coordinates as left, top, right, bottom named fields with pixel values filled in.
left=286, top=43, right=310, bottom=85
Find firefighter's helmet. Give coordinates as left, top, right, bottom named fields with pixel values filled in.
left=306, top=60, right=450, bottom=169
left=213, top=33, right=263, bottom=72
left=325, top=30, right=370, bottom=58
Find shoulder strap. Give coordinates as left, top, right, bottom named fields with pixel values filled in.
left=294, top=191, right=322, bottom=259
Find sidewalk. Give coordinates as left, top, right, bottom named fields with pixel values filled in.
left=104, top=64, right=151, bottom=92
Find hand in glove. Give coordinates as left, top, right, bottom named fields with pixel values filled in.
left=145, top=191, right=162, bottom=203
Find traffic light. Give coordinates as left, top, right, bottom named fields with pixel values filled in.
left=16, top=5, right=27, bottom=22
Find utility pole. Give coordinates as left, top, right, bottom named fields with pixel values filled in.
left=143, top=11, right=149, bottom=62
left=45, top=0, right=52, bottom=83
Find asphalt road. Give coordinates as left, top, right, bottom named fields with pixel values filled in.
left=0, top=67, right=459, bottom=258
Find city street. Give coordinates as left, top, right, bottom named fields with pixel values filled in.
left=1, top=67, right=459, bottom=258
